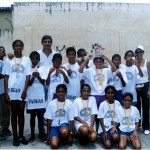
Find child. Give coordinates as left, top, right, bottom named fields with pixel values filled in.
left=3, top=40, right=31, bottom=146
left=44, top=84, right=74, bottom=149
left=108, top=54, right=127, bottom=104
left=116, top=92, right=141, bottom=149
left=73, top=84, right=98, bottom=145
left=46, top=53, right=69, bottom=102
left=0, top=46, right=11, bottom=140
left=98, top=85, right=121, bottom=149
left=79, top=54, right=116, bottom=108
left=120, top=50, right=139, bottom=105
left=26, top=51, right=47, bottom=143
left=63, top=47, right=82, bottom=102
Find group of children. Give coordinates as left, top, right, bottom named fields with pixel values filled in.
left=0, top=38, right=148, bottom=149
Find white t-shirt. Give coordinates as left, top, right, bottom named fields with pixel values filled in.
left=47, top=68, right=69, bottom=102
left=0, top=60, right=4, bottom=94
left=73, top=96, right=98, bottom=131
left=26, top=66, right=48, bottom=110
left=108, top=67, right=127, bottom=91
left=97, top=100, right=121, bottom=133
left=83, top=67, right=113, bottom=95
left=2, top=56, right=31, bottom=101
left=120, top=64, right=139, bottom=103
left=44, top=99, right=74, bottom=127
left=116, top=106, right=140, bottom=132
left=63, top=62, right=82, bottom=102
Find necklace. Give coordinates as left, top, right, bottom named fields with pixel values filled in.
left=81, top=97, right=89, bottom=117
left=124, top=107, right=131, bottom=128
left=107, top=100, right=115, bottom=125
left=14, top=56, right=23, bottom=73
left=96, top=68, right=103, bottom=85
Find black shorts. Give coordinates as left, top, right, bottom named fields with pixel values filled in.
left=27, top=108, right=45, bottom=114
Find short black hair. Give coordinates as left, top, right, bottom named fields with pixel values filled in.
left=77, top=48, right=86, bottom=58
left=124, top=50, right=134, bottom=58
left=12, top=40, right=24, bottom=48
left=66, top=47, right=76, bottom=56
left=81, top=84, right=91, bottom=92
left=112, top=54, right=121, bottom=61
left=122, top=92, right=133, bottom=101
left=105, top=85, right=116, bottom=94
left=135, top=48, right=144, bottom=53
left=93, top=56, right=104, bottom=63
left=41, top=35, right=53, bottom=43
left=29, top=51, right=40, bottom=60
left=52, top=53, right=62, bottom=62
left=56, top=84, right=67, bottom=93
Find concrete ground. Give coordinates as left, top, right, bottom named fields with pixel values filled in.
left=0, top=113, right=150, bottom=149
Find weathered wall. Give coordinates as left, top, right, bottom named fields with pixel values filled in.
left=1, top=2, right=150, bottom=62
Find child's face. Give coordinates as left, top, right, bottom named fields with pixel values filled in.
left=41, top=39, right=52, bottom=49
left=112, top=57, right=121, bottom=68
left=135, top=49, right=144, bottom=59
left=94, top=59, right=104, bottom=69
left=67, top=51, right=76, bottom=63
left=81, top=86, right=91, bottom=100
left=13, top=42, right=23, bottom=55
left=0, top=48, right=5, bottom=57
left=31, top=56, right=40, bottom=67
left=106, top=89, right=115, bottom=101
left=53, top=59, right=62, bottom=69
left=79, top=51, right=86, bottom=58
left=56, top=87, right=66, bottom=100
left=123, top=96, right=132, bottom=109
left=124, top=52, right=134, bottom=64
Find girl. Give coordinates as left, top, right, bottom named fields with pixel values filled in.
left=46, top=53, right=69, bottom=103
left=116, top=92, right=141, bottom=149
left=3, top=40, right=31, bottom=146
left=73, top=84, right=98, bottom=145
left=98, top=85, right=121, bottom=149
left=44, top=84, right=74, bottom=149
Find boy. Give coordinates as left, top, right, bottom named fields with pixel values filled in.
left=26, top=51, right=47, bottom=142
left=63, top=47, right=82, bottom=102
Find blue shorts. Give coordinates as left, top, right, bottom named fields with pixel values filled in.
left=100, top=128, right=119, bottom=143
left=120, top=130, right=134, bottom=136
left=50, top=123, right=69, bottom=138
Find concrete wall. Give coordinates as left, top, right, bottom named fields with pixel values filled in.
left=1, top=2, right=150, bottom=62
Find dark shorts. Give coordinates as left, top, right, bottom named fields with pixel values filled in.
left=50, top=123, right=69, bottom=138
left=27, top=108, right=45, bottom=114
left=120, top=130, right=134, bottom=136
left=100, top=128, right=119, bottom=143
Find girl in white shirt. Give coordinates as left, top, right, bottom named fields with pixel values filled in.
left=98, top=85, right=121, bottom=149
left=73, top=84, right=98, bottom=145
left=44, top=84, right=74, bottom=149
left=115, top=92, right=141, bottom=149
left=3, top=40, right=31, bottom=146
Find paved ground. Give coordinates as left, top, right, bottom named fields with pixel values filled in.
left=0, top=113, right=150, bottom=149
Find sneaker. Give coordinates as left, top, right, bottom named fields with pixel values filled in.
left=0, top=134, right=6, bottom=141
left=20, top=136, right=28, bottom=145
left=144, top=130, right=150, bottom=135
left=13, top=136, right=20, bottom=146
left=1, top=128, right=12, bottom=136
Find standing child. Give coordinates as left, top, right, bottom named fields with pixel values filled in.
left=98, top=85, right=121, bottom=149
left=26, top=51, right=47, bottom=143
left=108, top=54, right=127, bottom=104
left=3, top=40, right=31, bottom=146
left=63, top=47, right=82, bottom=102
left=73, top=84, right=98, bottom=145
left=79, top=54, right=116, bottom=108
left=46, top=53, right=69, bottom=102
left=116, top=92, right=141, bottom=149
left=44, top=84, right=74, bottom=149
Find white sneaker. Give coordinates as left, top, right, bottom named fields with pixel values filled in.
left=144, top=130, right=150, bottom=135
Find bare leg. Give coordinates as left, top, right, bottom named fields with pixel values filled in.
left=50, top=136, right=59, bottom=149
left=119, top=135, right=128, bottom=149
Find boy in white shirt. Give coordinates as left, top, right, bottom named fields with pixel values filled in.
left=98, top=85, right=121, bottom=148
left=79, top=54, right=116, bottom=108
left=73, top=84, right=98, bottom=145
left=44, top=84, right=74, bottom=149
left=46, top=53, right=69, bottom=103
left=63, top=47, right=82, bottom=102
left=115, top=92, right=141, bottom=149
left=26, top=51, right=47, bottom=143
